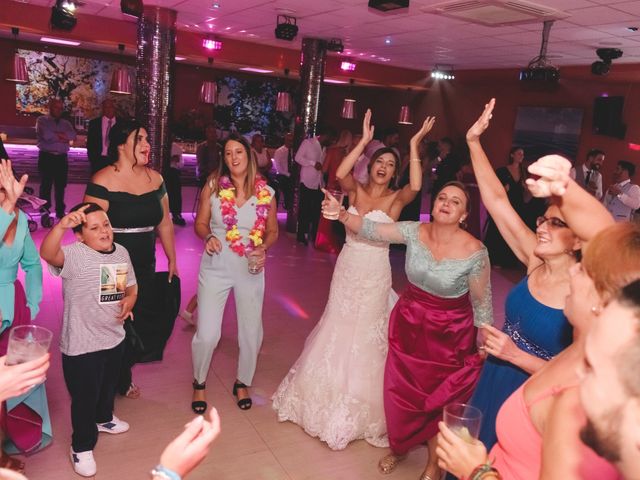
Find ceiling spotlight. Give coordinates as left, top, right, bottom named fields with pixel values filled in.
left=51, top=0, right=77, bottom=30
left=340, top=60, right=356, bottom=72
left=327, top=38, right=344, bottom=53
left=591, top=48, right=623, bottom=76
left=275, top=15, right=298, bottom=41
left=120, top=0, right=143, bottom=18
left=626, top=26, right=638, bottom=32
left=210, top=1, right=220, bottom=9
left=385, top=38, right=392, bottom=45
left=430, top=65, right=455, bottom=80
left=202, top=37, right=223, bottom=50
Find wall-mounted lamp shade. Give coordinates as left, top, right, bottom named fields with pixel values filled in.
left=398, top=105, right=412, bottom=125
left=341, top=98, right=356, bottom=119
left=200, top=80, right=217, bottom=104
left=276, top=91, right=291, bottom=112
left=6, top=54, right=28, bottom=83
left=110, top=67, right=133, bottom=94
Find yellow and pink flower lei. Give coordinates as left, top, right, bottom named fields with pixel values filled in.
left=219, top=175, right=272, bottom=257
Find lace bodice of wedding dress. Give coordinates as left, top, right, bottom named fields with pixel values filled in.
left=272, top=206, right=397, bottom=450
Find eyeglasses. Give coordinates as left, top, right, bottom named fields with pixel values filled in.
left=536, top=216, right=569, bottom=229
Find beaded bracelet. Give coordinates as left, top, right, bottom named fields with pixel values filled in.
left=150, top=465, right=181, bottom=480
left=205, top=233, right=216, bottom=243
left=469, top=463, right=501, bottom=480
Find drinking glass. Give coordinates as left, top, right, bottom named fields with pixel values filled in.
left=247, top=253, right=262, bottom=274
left=6, top=325, right=53, bottom=366
left=322, top=189, right=344, bottom=220
left=443, top=403, right=483, bottom=443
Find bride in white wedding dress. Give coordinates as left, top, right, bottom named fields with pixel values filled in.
left=272, top=111, right=436, bottom=450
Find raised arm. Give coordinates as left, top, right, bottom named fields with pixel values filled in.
left=41, top=206, right=90, bottom=268
left=395, top=116, right=436, bottom=206
left=336, top=109, right=375, bottom=193
left=526, top=155, right=614, bottom=249
left=466, top=99, right=537, bottom=266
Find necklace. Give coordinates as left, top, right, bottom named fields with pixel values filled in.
left=218, top=176, right=272, bottom=257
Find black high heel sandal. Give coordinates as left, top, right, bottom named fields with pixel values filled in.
left=232, top=381, right=252, bottom=410
left=191, top=381, right=207, bottom=414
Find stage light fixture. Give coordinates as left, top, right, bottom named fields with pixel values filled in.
left=121, top=0, right=143, bottom=18
left=368, top=0, right=409, bottom=12
left=275, top=15, right=298, bottom=41
left=327, top=38, right=344, bottom=53
left=591, top=48, right=623, bottom=76
left=430, top=65, right=455, bottom=80
left=519, top=21, right=560, bottom=83
left=202, top=37, right=223, bottom=51
left=51, top=0, right=77, bottom=31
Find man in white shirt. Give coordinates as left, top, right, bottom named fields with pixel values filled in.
left=603, top=160, right=640, bottom=222
left=295, top=126, right=336, bottom=245
left=87, top=99, right=118, bottom=174
left=273, top=132, right=294, bottom=210
left=570, top=149, right=605, bottom=199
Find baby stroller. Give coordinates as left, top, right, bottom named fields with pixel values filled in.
left=17, top=187, right=53, bottom=231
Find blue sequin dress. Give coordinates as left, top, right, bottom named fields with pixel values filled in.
left=470, top=276, right=572, bottom=449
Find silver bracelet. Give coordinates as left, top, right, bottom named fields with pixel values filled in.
left=205, top=233, right=216, bottom=243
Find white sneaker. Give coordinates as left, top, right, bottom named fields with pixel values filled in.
left=97, top=415, right=130, bottom=434
left=70, top=449, right=96, bottom=477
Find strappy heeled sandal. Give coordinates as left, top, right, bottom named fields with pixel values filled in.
left=232, top=381, right=252, bottom=410
left=378, top=453, right=406, bottom=474
left=191, top=381, right=207, bottom=415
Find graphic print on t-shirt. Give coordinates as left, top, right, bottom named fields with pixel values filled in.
left=99, top=263, right=128, bottom=303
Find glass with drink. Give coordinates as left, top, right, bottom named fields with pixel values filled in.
left=322, top=189, right=344, bottom=220
left=247, top=253, right=262, bottom=274
left=6, top=325, right=53, bottom=366
left=443, top=403, right=483, bottom=443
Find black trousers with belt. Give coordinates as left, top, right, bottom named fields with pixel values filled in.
left=62, top=341, right=124, bottom=452
left=297, top=183, right=323, bottom=242
left=38, top=151, right=68, bottom=217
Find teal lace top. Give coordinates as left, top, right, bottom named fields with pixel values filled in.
left=361, top=219, right=493, bottom=326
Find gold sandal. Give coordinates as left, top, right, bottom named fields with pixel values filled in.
left=378, top=454, right=406, bottom=474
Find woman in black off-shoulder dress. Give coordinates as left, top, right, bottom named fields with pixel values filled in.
left=84, top=120, right=178, bottom=398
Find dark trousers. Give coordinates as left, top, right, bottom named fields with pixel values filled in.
left=276, top=174, right=293, bottom=210
left=164, top=167, right=182, bottom=216
left=297, top=183, right=322, bottom=241
left=89, top=155, right=111, bottom=175
left=38, top=151, right=68, bottom=217
left=62, top=341, right=124, bottom=452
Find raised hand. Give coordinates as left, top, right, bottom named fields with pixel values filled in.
left=410, top=116, right=436, bottom=146
left=58, top=204, right=90, bottom=230
left=159, top=408, right=221, bottom=478
left=466, top=98, right=496, bottom=142
left=0, top=159, right=28, bottom=213
left=525, top=155, right=572, bottom=197
left=361, top=109, right=375, bottom=145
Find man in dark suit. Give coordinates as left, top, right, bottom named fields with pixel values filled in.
left=87, top=99, right=118, bottom=174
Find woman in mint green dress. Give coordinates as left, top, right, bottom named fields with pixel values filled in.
left=0, top=160, right=48, bottom=470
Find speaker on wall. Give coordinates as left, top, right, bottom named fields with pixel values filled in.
left=593, top=96, right=626, bottom=139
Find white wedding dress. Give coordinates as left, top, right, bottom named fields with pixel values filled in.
left=272, top=207, right=398, bottom=450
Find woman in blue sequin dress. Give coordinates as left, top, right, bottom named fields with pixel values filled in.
left=465, top=99, right=585, bottom=450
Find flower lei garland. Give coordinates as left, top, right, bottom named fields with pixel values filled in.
left=219, top=175, right=272, bottom=257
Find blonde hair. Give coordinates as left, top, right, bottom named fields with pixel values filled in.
left=583, top=222, right=640, bottom=301
left=208, top=134, right=258, bottom=195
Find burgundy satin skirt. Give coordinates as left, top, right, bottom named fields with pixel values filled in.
left=384, top=283, right=483, bottom=455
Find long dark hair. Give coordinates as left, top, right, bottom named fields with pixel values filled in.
left=209, top=133, right=258, bottom=194
left=107, top=118, right=145, bottom=168
left=508, top=146, right=526, bottom=184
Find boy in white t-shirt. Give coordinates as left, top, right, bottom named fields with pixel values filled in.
left=40, top=202, right=138, bottom=477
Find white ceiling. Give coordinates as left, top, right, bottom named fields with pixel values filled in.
left=10, top=0, right=640, bottom=70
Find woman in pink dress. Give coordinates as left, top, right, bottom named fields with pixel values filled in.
left=435, top=101, right=637, bottom=480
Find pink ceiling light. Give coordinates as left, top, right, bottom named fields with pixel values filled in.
left=275, top=68, right=292, bottom=113
left=398, top=105, right=412, bottom=125
left=110, top=44, right=133, bottom=95
left=341, top=99, right=356, bottom=119
left=6, top=28, right=28, bottom=84
left=200, top=57, right=217, bottom=104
